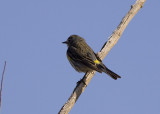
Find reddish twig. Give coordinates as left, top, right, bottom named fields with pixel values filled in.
left=0, top=61, right=7, bottom=110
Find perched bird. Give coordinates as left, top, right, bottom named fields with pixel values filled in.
left=63, top=35, right=121, bottom=80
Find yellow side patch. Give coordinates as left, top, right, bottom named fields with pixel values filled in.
left=94, top=59, right=100, bottom=64
left=67, top=55, right=71, bottom=61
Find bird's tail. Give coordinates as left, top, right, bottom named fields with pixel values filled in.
left=97, top=64, right=121, bottom=80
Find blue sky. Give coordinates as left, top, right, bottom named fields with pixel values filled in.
left=0, top=0, right=160, bottom=114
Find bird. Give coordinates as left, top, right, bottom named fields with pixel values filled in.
left=62, top=35, right=121, bottom=80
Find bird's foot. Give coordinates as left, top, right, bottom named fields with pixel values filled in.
left=77, top=78, right=87, bottom=86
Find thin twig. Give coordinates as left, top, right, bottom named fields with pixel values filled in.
left=59, top=0, right=146, bottom=113
left=0, top=61, right=7, bottom=110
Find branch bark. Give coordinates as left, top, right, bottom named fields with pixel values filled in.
left=59, top=0, right=146, bottom=113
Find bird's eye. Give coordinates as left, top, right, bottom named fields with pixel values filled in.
left=68, top=39, right=71, bottom=42
left=68, top=37, right=72, bottom=42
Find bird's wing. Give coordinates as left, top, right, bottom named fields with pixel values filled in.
left=67, top=46, right=101, bottom=72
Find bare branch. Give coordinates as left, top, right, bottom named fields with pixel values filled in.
left=0, top=61, right=7, bottom=110
left=59, top=0, right=146, bottom=113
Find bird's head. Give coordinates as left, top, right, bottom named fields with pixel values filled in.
left=62, top=35, right=85, bottom=47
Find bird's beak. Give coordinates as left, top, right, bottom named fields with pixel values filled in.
left=62, top=41, right=68, bottom=44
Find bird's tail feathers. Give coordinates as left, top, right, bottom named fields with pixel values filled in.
left=97, top=64, right=121, bottom=80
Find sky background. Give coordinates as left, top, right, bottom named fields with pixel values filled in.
left=0, top=0, right=160, bottom=114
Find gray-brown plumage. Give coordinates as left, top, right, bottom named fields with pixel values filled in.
left=63, top=35, right=121, bottom=80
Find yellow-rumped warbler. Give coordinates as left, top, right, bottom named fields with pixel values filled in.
left=63, top=35, right=121, bottom=80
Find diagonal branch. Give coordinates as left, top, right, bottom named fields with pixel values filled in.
left=59, top=0, right=146, bottom=113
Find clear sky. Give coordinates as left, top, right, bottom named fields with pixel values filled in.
left=0, top=0, right=160, bottom=114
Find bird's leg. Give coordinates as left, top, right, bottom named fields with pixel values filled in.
left=76, top=78, right=86, bottom=86
left=76, top=73, right=88, bottom=86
